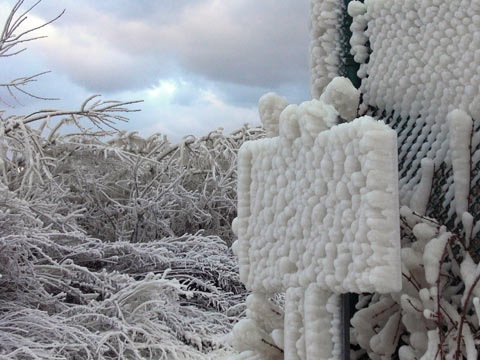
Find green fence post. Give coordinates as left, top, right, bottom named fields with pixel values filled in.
left=339, top=0, right=361, bottom=89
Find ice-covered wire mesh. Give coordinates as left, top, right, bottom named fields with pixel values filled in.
left=360, top=95, right=480, bottom=257
left=338, top=0, right=480, bottom=256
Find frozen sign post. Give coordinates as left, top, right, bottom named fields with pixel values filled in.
left=231, top=78, right=402, bottom=360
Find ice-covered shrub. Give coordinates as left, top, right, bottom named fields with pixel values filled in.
left=350, top=207, right=480, bottom=360
left=0, top=185, right=246, bottom=358
left=0, top=1, right=258, bottom=358
left=49, top=125, right=263, bottom=245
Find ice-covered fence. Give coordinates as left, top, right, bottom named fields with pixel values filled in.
left=231, top=78, right=402, bottom=359
left=347, top=0, right=480, bottom=247
left=310, top=0, right=343, bottom=98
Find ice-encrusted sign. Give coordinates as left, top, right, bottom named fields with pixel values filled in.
left=231, top=78, right=401, bottom=359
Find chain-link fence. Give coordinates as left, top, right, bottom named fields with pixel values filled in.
left=338, top=0, right=480, bottom=257
left=360, top=67, right=480, bottom=259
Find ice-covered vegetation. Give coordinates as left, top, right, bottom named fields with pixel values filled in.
left=0, top=1, right=262, bottom=358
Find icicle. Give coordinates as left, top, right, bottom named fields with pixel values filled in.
left=420, top=330, right=440, bottom=360
left=271, top=329, right=284, bottom=350
left=400, top=206, right=419, bottom=228
left=369, top=312, right=402, bottom=356
left=473, top=297, right=480, bottom=326
left=460, top=254, right=480, bottom=306
left=423, top=232, right=449, bottom=285
left=461, top=212, right=474, bottom=248
left=448, top=109, right=473, bottom=219
left=410, top=158, right=434, bottom=216
left=463, top=323, right=477, bottom=360
left=398, top=345, right=417, bottom=360
left=246, top=293, right=284, bottom=334
left=284, top=288, right=304, bottom=360
left=231, top=319, right=283, bottom=359
left=232, top=240, right=239, bottom=256
left=319, top=77, right=360, bottom=121
left=310, top=0, right=343, bottom=98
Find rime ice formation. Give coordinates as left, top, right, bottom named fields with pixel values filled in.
left=231, top=77, right=401, bottom=360
left=349, top=0, right=480, bottom=207
left=320, top=77, right=360, bottom=122
left=347, top=1, right=368, bottom=67
left=258, top=93, right=289, bottom=138
left=235, top=113, right=401, bottom=294
left=282, top=287, right=341, bottom=359
left=310, top=0, right=343, bottom=98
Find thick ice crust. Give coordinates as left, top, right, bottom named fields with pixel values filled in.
left=284, top=286, right=341, bottom=360
left=310, top=0, right=343, bottom=98
left=350, top=0, right=480, bottom=203
left=236, top=114, right=401, bottom=294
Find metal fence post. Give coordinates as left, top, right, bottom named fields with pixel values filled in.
left=339, top=1, right=361, bottom=359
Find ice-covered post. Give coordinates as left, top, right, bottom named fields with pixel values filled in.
left=231, top=78, right=402, bottom=360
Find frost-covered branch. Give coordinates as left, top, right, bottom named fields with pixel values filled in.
left=0, top=0, right=64, bottom=58
left=5, top=96, right=142, bottom=133
left=0, top=0, right=64, bottom=104
left=0, top=71, right=58, bottom=106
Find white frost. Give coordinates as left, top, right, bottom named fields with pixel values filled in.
left=420, top=330, right=440, bottom=360
left=270, top=329, right=284, bottom=350
left=462, top=212, right=474, bottom=248
left=245, top=293, right=284, bottom=334
left=460, top=254, right=480, bottom=305
left=369, top=312, right=401, bottom=357
left=304, top=285, right=340, bottom=359
left=473, top=297, right=480, bottom=326
left=463, top=323, right=478, bottom=360
left=232, top=76, right=402, bottom=360
left=231, top=319, right=282, bottom=359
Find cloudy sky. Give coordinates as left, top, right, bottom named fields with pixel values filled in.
left=1, top=0, right=311, bottom=141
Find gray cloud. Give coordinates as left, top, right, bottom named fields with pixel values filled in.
left=21, top=0, right=311, bottom=98
left=1, top=0, right=313, bottom=140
